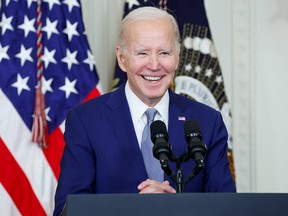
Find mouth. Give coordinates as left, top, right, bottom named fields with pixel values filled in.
left=142, top=75, right=162, bottom=81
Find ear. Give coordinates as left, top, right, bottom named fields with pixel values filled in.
left=175, top=54, right=180, bottom=70
left=116, top=46, right=127, bottom=72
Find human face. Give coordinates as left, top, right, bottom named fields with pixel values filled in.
left=116, top=19, right=179, bottom=107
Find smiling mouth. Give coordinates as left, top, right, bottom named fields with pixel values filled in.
left=142, top=75, right=161, bottom=81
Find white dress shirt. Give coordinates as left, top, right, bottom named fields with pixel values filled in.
left=125, top=82, right=169, bottom=148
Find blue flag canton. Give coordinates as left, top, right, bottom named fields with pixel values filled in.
left=0, top=0, right=98, bottom=133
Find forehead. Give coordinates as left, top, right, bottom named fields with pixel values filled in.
left=128, top=18, right=173, bottom=33
left=125, top=19, right=175, bottom=47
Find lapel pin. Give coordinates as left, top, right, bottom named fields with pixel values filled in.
left=178, top=116, right=186, bottom=121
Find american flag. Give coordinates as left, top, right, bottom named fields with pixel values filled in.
left=0, top=0, right=101, bottom=215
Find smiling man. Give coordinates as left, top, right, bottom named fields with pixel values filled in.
left=54, top=7, right=235, bottom=216
left=116, top=10, right=179, bottom=107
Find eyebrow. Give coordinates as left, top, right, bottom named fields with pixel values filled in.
left=160, top=49, right=172, bottom=53
left=133, top=48, right=150, bottom=53
left=133, top=48, right=173, bottom=53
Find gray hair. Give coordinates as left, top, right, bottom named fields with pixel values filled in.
left=117, top=7, right=181, bottom=54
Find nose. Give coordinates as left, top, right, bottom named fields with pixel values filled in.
left=148, top=53, right=160, bottom=71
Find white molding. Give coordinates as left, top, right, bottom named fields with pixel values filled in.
left=232, top=0, right=257, bottom=192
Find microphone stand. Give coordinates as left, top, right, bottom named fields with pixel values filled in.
left=159, top=159, right=184, bottom=193
left=175, top=166, right=184, bottom=193
left=159, top=152, right=205, bottom=193
left=151, top=119, right=207, bottom=193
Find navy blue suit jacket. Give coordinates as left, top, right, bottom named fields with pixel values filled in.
left=54, top=83, right=235, bottom=215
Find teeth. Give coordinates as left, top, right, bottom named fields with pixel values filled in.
left=143, top=76, right=161, bottom=81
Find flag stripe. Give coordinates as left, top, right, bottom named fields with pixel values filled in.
left=42, top=87, right=101, bottom=180
left=0, top=137, right=46, bottom=216
left=82, top=86, right=101, bottom=103
left=43, top=127, right=65, bottom=179
left=0, top=90, right=57, bottom=215
left=0, top=183, right=22, bottom=216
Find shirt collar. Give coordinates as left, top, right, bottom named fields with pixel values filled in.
left=125, top=82, right=169, bottom=126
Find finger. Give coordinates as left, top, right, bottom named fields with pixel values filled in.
left=137, top=179, right=151, bottom=190
left=160, top=183, right=176, bottom=193
left=161, top=181, right=176, bottom=193
left=137, top=179, right=159, bottom=190
left=139, top=182, right=176, bottom=194
left=162, top=180, right=170, bottom=185
left=164, top=185, right=176, bottom=193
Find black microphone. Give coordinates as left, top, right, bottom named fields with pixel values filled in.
left=184, top=120, right=207, bottom=169
left=150, top=120, right=173, bottom=176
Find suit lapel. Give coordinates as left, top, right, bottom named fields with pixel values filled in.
left=168, top=90, right=189, bottom=157
left=106, top=84, right=147, bottom=183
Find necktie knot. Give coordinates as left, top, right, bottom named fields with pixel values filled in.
left=145, top=108, right=157, bottom=124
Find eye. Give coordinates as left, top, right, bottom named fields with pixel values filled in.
left=137, top=52, right=148, bottom=56
left=160, top=51, right=171, bottom=56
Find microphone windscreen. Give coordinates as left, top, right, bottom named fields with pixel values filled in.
left=150, top=120, right=168, bottom=142
left=184, top=119, right=201, bottom=136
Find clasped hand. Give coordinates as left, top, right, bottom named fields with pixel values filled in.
left=138, top=179, right=176, bottom=194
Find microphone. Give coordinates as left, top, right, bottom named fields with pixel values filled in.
left=184, top=120, right=207, bottom=169
left=150, top=120, right=173, bottom=176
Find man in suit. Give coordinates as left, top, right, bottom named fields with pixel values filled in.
left=54, top=6, right=235, bottom=216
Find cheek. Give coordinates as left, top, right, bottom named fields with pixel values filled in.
left=126, top=57, right=178, bottom=74
left=162, top=59, right=178, bottom=72
left=127, top=59, right=147, bottom=73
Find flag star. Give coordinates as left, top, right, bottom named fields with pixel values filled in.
left=27, top=0, right=37, bottom=8
left=61, top=49, right=79, bottom=70
left=184, top=63, right=192, bottom=72
left=18, top=16, right=36, bottom=37
left=32, top=106, right=52, bottom=122
left=0, top=14, right=14, bottom=35
left=59, top=77, right=78, bottom=98
left=216, top=75, right=223, bottom=84
left=0, top=43, right=10, bottom=62
left=15, top=45, right=34, bottom=66
left=83, top=50, right=96, bottom=71
left=63, top=20, right=79, bottom=41
left=205, top=69, right=213, bottom=77
left=63, top=0, right=80, bottom=12
left=126, top=0, right=140, bottom=9
left=42, top=47, right=57, bottom=68
left=45, top=107, right=52, bottom=122
left=41, top=76, right=54, bottom=94
left=195, top=65, right=201, bottom=73
left=11, top=73, right=31, bottom=95
left=42, top=18, right=59, bottom=39
left=43, top=0, right=61, bottom=10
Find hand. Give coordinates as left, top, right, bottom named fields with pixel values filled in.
left=137, top=179, right=176, bottom=194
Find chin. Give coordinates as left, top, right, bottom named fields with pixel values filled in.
left=147, top=93, right=163, bottom=101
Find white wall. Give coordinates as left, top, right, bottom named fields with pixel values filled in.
left=253, top=0, right=288, bottom=191
left=206, top=0, right=288, bottom=192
